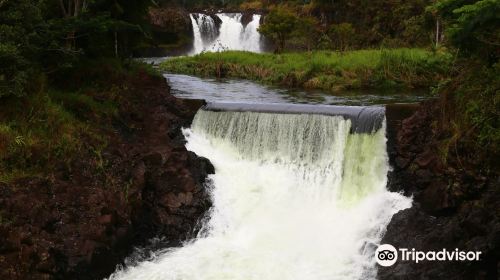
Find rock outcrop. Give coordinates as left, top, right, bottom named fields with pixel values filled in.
left=137, top=7, right=194, bottom=57
left=0, top=72, right=212, bottom=279
left=381, top=101, right=499, bottom=279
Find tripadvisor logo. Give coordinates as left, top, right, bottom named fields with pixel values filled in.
left=375, top=244, right=398, bottom=267
left=375, top=244, right=482, bottom=267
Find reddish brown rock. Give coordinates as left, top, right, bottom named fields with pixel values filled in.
left=415, top=149, right=436, bottom=168
left=0, top=72, right=213, bottom=280
left=382, top=100, right=499, bottom=280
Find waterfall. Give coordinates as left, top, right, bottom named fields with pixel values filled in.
left=190, top=14, right=204, bottom=55
left=109, top=106, right=412, bottom=280
left=189, top=13, right=262, bottom=54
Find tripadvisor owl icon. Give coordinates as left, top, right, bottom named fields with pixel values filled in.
left=375, top=244, right=398, bottom=267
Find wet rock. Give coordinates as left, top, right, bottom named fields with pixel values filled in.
left=210, top=14, right=223, bottom=30
left=241, top=12, right=254, bottom=27
left=188, top=151, right=215, bottom=183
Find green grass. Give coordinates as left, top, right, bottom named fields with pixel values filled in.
left=0, top=89, right=113, bottom=183
left=0, top=59, right=158, bottom=183
left=161, top=49, right=452, bottom=92
left=436, top=62, right=499, bottom=170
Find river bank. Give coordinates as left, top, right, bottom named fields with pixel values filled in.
left=382, top=98, right=499, bottom=279
left=160, top=49, right=452, bottom=92
left=0, top=64, right=496, bottom=279
left=0, top=67, right=212, bottom=279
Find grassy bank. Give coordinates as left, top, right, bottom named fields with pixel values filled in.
left=161, top=49, right=452, bottom=92
left=0, top=60, right=155, bottom=183
left=436, top=62, right=499, bottom=170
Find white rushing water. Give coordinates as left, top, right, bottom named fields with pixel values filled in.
left=109, top=110, right=412, bottom=280
left=190, top=13, right=262, bottom=54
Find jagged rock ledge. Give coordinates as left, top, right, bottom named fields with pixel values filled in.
left=381, top=101, right=499, bottom=279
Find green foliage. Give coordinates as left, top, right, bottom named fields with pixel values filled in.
left=327, top=23, right=356, bottom=51
left=433, top=0, right=500, bottom=60
left=290, top=16, right=321, bottom=51
left=244, top=0, right=436, bottom=51
left=400, top=13, right=435, bottom=47
left=240, top=0, right=264, bottom=10
left=157, top=0, right=246, bottom=9
left=0, top=0, right=154, bottom=98
left=0, top=91, right=92, bottom=182
left=0, top=0, right=46, bottom=97
left=437, top=62, right=499, bottom=169
left=0, top=73, right=133, bottom=183
left=161, top=49, right=452, bottom=91
left=0, top=57, right=157, bottom=183
left=50, top=57, right=159, bottom=91
left=312, top=0, right=434, bottom=47
left=427, top=0, right=499, bottom=169
left=85, top=0, right=152, bottom=57
left=258, top=7, right=298, bottom=52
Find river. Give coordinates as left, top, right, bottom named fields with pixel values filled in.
left=107, top=69, right=419, bottom=279
left=166, top=73, right=430, bottom=106
left=109, top=11, right=423, bottom=280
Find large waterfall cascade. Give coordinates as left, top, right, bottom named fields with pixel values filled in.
left=109, top=106, right=412, bottom=280
left=190, top=13, right=262, bottom=54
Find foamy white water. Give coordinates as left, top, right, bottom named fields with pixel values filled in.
left=190, top=14, right=205, bottom=55
left=109, top=110, right=411, bottom=280
left=190, top=13, right=262, bottom=54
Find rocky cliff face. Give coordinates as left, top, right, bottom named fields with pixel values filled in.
left=0, top=72, right=212, bottom=279
left=136, top=7, right=194, bottom=57
left=380, top=101, right=499, bottom=279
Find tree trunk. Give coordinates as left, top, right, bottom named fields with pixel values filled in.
left=59, top=0, right=85, bottom=50
left=115, top=31, right=118, bottom=57
left=435, top=19, right=440, bottom=48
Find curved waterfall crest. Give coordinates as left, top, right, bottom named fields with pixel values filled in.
left=109, top=107, right=412, bottom=280
left=202, top=102, right=386, bottom=133
left=190, top=13, right=262, bottom=54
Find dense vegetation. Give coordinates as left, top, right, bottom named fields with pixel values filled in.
left=0, top=58, right=158, bottom=183
left=161, top=49, right=452, bottom=91
left=429, top=0, right=499, bottom=169
left=241, top=0, right=437, bottom=52
left=158, top=0, right=247, bottom=8
left=0, top=0, right=497, bottom=278
left=151, top=0, right=440, bottom=53
left=0, top=0, right=153, bottom=98
left=1, top=0, right=498, bottom=177
left=0, top=0, right=156, bottom=182
left=161, top=0, right=499, bottom=169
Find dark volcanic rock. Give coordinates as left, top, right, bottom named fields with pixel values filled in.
left=0, top=72, right=211, bottom=279
left=382, top=101, right=499, bottom=280
left=210, top=13, right=223, bottom=30
left=241, top=12, right=254, bottom=27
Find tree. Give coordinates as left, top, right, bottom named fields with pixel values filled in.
left=57, top=0, right=90, bottom=50
left=0, top=0, right=154, bottom=98
left=327, top=23, right=356, bottom=51
left=258, top=7, right=297, bottom=52
left=292, top=16, right=320, bottom=51
left=0, top=0, right=46, bottom=97
left=432, top=0, right=500, bottom=61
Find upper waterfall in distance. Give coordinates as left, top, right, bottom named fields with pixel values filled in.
left=190, top=13, right=262, bottom=55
